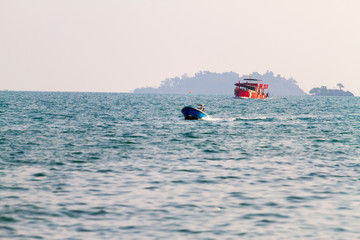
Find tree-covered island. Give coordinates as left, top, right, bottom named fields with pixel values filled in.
left=309, top=84, right=354, bottom=96
left=134, top=71, right=306, bottom=96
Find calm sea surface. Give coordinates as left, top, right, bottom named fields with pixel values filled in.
left=1, top=92, right=359, bottom=239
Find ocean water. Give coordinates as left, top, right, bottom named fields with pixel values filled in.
left=1, top=91, right=359, bottom=239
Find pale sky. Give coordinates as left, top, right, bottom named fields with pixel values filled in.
left=1, top=0, right=359, bottom=95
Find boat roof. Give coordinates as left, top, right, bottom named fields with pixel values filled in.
left=243, top=78, right=262, bottom=81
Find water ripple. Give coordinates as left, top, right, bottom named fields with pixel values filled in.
left=0, top=92, right=359, bottom=239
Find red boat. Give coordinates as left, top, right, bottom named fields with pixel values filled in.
left=234, top=78, right=269, bottom=99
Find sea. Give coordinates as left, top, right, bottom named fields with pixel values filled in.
left=1, top=91, right=359, bottom=240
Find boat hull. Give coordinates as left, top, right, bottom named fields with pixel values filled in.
left=181, top=106, right=208, bottom=120
left=234, top=89, right=268, bottom=99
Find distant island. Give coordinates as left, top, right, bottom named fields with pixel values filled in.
left=309, top=84, right=354, bottom=96
left=133, top=71, right=306, bottom=96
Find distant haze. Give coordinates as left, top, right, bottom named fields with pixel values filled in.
left=1, top=0, right=359, bottom=96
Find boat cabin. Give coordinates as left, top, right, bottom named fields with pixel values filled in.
left=234, top=78, right=269, bottom=99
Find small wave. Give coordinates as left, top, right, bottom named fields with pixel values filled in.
left=0, top=216, right=18, bottom=223
left=202, top=115, right=275, bottom=122
left=242, top=213, right=290, bottom=220
left=234, top=116, right=276, bottom=122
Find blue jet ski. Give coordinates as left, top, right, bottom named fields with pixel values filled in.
left=181, top=104, right=208, bottom=120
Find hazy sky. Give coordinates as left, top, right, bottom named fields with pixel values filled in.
left=1, top=0, right=359, bottom=95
